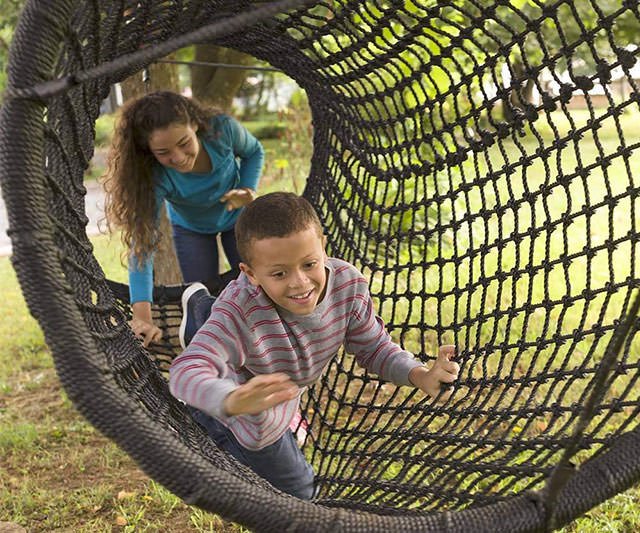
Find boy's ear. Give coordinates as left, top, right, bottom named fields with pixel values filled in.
left=239, top=262, right=260, bottom=286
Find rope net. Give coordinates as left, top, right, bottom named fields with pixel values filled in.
left=1, top=0, right=640, bottom=530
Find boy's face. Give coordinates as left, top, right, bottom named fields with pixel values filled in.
left=240, top=226, right=328, bottom=315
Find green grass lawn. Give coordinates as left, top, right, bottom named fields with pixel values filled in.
left=1, top=106, right=640, bottom=531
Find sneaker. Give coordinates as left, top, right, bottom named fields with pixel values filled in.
left=179, top=282, right=211, bottom=349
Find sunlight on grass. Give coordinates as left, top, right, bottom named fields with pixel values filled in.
left=560, top=489, right=640, bottom=532
left=0, top=257, right=48, bottom=382
left=365, top=107, right=640, bottom=418
left=90, top=233, right=128, bottom=282
left=0, top=422, right=39, bottom=450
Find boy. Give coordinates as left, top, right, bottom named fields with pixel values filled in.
left=169, top=192, right=459, bottom=500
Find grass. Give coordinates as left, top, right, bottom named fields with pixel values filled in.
left=0, top=252, right=250, bottom=532
left=2, top=105, right=640, bottom=531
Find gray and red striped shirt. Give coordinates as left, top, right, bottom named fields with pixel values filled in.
left=169, top=257, right=423, bottom=450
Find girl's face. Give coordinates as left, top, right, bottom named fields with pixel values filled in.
left=147, top=122, right=202, bottom=173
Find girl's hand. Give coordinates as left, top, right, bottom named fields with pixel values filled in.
left=129, top=317, right=163, bottom=347
left=220, top=188, right=256, bottom=211
left=223, top=373, right=299, bottom=416
left=130, top=301, right=163, bottom=347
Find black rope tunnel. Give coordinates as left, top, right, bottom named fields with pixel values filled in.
left=1, top=0, right=640, bottom=531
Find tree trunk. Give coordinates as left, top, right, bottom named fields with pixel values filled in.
left=504, top=58, right=535, bottom=120
left=121, top=57, right=182, bottom=286
left=120, top=59, right=180, bottom=100
left=191, top=45, right=253, bottom=112
left=191, top=45, right=253, bottom=272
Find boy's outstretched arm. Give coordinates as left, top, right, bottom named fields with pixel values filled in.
left=408, top=345, right=460, bottom=401
left=223, top=373, right=299, bottom=416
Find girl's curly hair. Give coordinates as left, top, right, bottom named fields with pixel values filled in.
left=102, top=91, right=219, bottom=266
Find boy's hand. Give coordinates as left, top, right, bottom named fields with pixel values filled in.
left=409, top=345, right=460, bottom=402
left=223, top=373, right=299, bottom=416
left=220, top=188, right=256, bottom=211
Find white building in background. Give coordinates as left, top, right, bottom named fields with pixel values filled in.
left=100, top=83, right=123, bottom=114
left=233, top=76, right=300, bottom=113
left=491, top=49, right=640, bottom=111
left=559, top=61, right=640, bottom=109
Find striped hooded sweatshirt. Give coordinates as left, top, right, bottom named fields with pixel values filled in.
left=169, top=257, right=423, bottom=450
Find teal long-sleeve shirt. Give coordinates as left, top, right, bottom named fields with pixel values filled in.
left=128, top=114, right=264, bottom=304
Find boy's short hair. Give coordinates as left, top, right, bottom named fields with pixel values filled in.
left=236, top=192, right=323, bottom=264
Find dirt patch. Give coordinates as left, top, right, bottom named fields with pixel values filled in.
left=1, top=370, right=242, bottom=532
left=0, top=523, right=27, bottom=533
left=3, top=370, right=66, bottom=416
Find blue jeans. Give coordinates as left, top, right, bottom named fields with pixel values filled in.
left=189, top=407, right=315, bottom=500
left=172, top=224, right=241, bottom=285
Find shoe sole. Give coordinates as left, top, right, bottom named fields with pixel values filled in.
left=179, top=282, right=209, bottom=350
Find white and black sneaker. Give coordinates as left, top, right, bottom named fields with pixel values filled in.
left=178, top=282, right=211, bottom=349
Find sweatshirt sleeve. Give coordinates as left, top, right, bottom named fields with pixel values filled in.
left=128, top=254, right=154, bottom=304
left=224, top=115, right=264, bottom=191
left=344, top=281, right=423, bottom=386
left=127, top=177, right=168, bottom=304
left=168, top=297, right=245, bottom=421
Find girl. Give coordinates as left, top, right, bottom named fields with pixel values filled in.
left=103, top=90, right=264, bottom=346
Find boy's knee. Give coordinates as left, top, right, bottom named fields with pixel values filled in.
left=291, top=466, right=315, bottom=500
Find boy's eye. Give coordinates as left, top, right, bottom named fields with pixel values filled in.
left=304, top=261, right=317, bottom=269
left=272, top=271, right=285, bottom=279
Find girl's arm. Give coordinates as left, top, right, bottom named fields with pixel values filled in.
left=128, top=256, right=162, bottom=346
left=226, top=116, right=265, bottom=191
left=127, top=180, right=167, bottom=346
left=219, top=116, right=265, bottom=210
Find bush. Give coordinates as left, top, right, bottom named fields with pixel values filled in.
left=94, top=113, right=115, bottom=147
left=245, top=120, right=287, bottom=140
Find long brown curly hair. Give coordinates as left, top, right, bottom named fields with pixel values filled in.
left=102, top=91, right=219, bottom=266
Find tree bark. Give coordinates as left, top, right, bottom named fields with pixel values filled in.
left=191, top=45, right=253, bottom=112
left=190, top=45, right=254, bottom=272
left=120, top=57, right=182, bottom=286
left=504, top=58, right=535, bottom=120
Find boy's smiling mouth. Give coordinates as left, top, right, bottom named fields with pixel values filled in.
left=289, top=289, right=314, bottom=301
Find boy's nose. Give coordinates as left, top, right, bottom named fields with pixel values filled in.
left=289, top=270, right=308, bottom=288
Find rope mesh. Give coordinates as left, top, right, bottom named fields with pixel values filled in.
left=1, top=0, right=640, bottom=530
